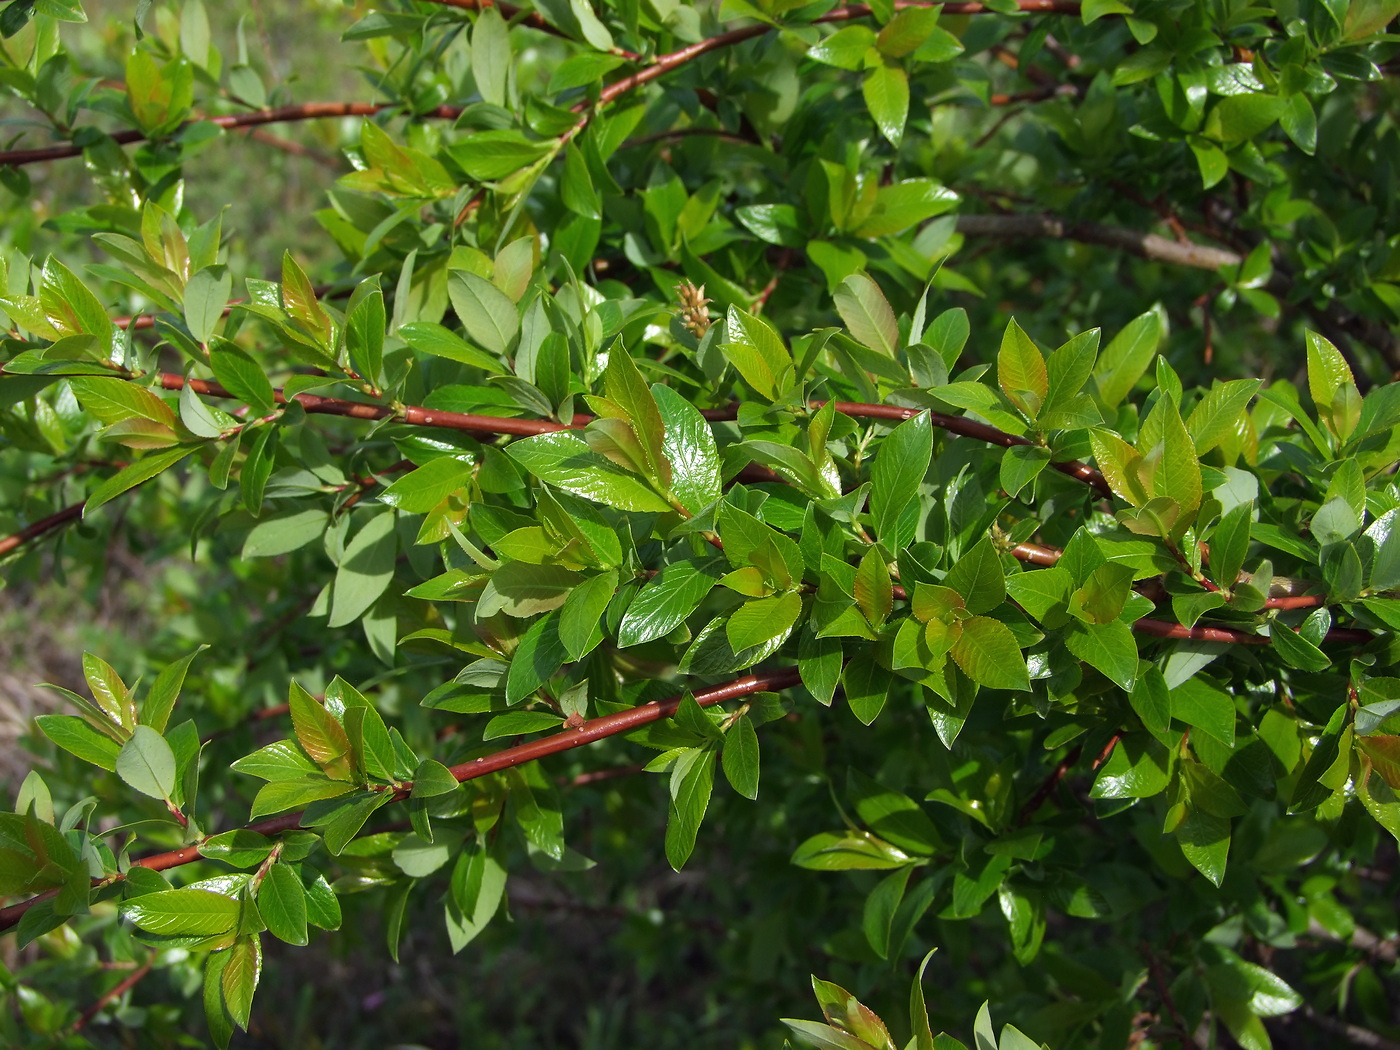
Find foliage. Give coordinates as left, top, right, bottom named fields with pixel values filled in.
left=1, top=0, right=1399, bottom=1047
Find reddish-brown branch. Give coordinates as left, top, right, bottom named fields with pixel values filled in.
left=0, top=103, right=463, bottom=168
left=1017, top=743, right=1082, bottom=824
left=153, top=372, right=1112, bottom=493
left=0, top=668, right=801, bottom=933
left=442, top=668, right=800, bottom=784
left=0, top=503, right=83, bottom=557
left=72, top=952, right=156, bottom=1032
left=1132, top=618, right=1371, bottom=646
left=812, top=401, right=1112, bottom=496
left=0, top=0, right=1084, bottom=172
left=113, top=282, right=337, bottom=332
left=243, top=126, right=343, bottom=169
left=565, top=763, right=646, bottom=787
left=1010, top=541, right=1061, bottom=566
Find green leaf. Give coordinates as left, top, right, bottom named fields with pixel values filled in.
left=834, top=274, right=898, bottom=356
left=40, top=256, right=113, bottom=342
left=909, top=950, right=939, bottom=1050
left=304, top=874, right=342, bottom=930
left=115, top=725, right=177, bottom=801
left=862, top=58, right=909, bottom=146
left=484, top=710, right=564, bottom=740
left=854, top=548, right=893, bottom=629
left=1064, top=620, right=1138, bottom=692
left=1171, top=677, right=1236, bottom=746
left=83, top=444, right=198, bottom=517
left=36, top=715, right=120, bottom=771
left=398, top=321, right=508, bottom=373
left=559, top=569, right=617, bottom=660
left=328, top=510, right=398, bottom=628
left=876, top=6, right=941, bottom=56
left=242, top=509, right=329, bottom=559
left=258, top=864, right=308, bottom=946
left=1000, top=445, right=1051, bottom=497
left=280, top=251, right=331, bottom=349
left=448, top=270, right=519, bottom=358
left=1186, top=379, right=1261, bottom=454
left=721, top=714, right=760, bottom=800
left=446, top=130, right=554, bottom=181
left=869, top=411, right=932, bottom=544
left=346, top=281, right=385, bottom=387
left=721, top=305, right=792, bottom=399
left=505, top=611, right=569, bottom=704
left=1177, top=808, right=1230, bottom=885
left=411, top=759, right=462, bottom=798
left=653, top=384, right=722, bottom=514
left=209, top=338, right=276, bottom=415
left=1306, top=330, right=1360, bottom=441
left=204, top=949, right=234, bottom=1050
left=727, top=592, right=802, bottom=652
left=1271, top=625, right=1330, bottom=672
left=864, top=866, right=911, bottom=958
left=221, top=935, right=262, bottom=1030
left=945, top=539, right=1006, bottom=615
left=617, top=560, right=719, bottom=647
left=1093, top=307, right=1164, bottom=408
left=470, top=5, right=509, bottom=106
left=791, top=830, right=912, bottom=870
left=1154, top=398, right=1202, bottom=523
left=122, top=888, right=240, bottom=936
left=809, top=25, right=876, bottom=70
left=950, top=616, right=1029, bottom=692
left=998, top=319, right=1048, bottom=420
left=232, top=740, right=321, bottom=782
left=288, top=680, right=353, bottom=781
left=1209, top=93, right=1286, bottom=144
left=507, top=432, right=673, bottom=512
left=198, top=831, right=275, bottom=868
left=853, top=179, right=959, bottom=238
left=1091, top=734, right=1172, bottom=799
left=379, top=457, right=472, bottom=513
left=849, top=769, right=941, bottom=854
left=593, top=344, right=670, bottom=487
left=184, top=265, right=231, bottom=343
left=250, top=778, right=356, bottom=820
left=666, top=746, right=716, bottom=870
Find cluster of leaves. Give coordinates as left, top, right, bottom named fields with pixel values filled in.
left=1, top=0, right=1399, bottom=1047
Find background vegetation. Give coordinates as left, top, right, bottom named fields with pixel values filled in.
left=0, top=0, right=1398, bottom=1047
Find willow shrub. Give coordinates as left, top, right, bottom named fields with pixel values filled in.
left=1, top=0, right=1399, bottom=1046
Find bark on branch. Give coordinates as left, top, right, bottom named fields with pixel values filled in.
left=0, top=668, right=802, bottom=933
left=955, top=213, right=1244, bottom=271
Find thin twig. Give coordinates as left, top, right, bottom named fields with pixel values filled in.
left=1017, top=743, right=1081, bottom=825
left=0, top=668, right=802, bottom=933
left=955, top=213, right=1243, bottom=271
left=1299, top=1006, right=1400, bottom=1050
left=0, top=102, right=463, bottom=168
left=71, top=952, right=156, bottom=1032
left=0, top=503, right=83, bottom=557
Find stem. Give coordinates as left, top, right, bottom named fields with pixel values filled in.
left=0, top=2, right=1087, bottom=170
left=0, top=668, right=802, bottom=934
left=0, top=102, right=464, bottom=168
left=0, top=502, right=83, bottom=556
left=71, top=952, right=157, bottom=1032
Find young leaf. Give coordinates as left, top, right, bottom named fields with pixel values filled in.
left=834, top=274, right=898, bottom=356
left=721, top=713, right=760, bottom=800
left=869, top=411, right=932, bottom=544
left=116, top=726, right=178, bottom=801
